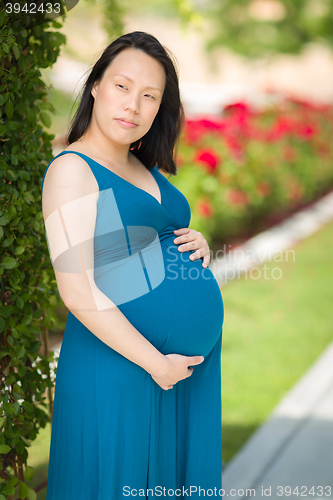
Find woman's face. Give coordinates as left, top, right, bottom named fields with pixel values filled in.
left=90, top=48, right=166, bottom=147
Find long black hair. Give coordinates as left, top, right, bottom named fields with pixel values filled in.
left=67, top=31, right=185, bottom=176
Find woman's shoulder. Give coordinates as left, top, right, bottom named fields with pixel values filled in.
left=42, top=150, right=99, bottom=214
left=47, top=144, right=97, bottom=173
left=45, top=150, right=93, bottom=181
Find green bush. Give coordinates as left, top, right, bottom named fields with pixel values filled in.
left=0, top=9, right=66, bottom=500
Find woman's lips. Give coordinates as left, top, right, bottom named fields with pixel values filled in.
left=115, top=119, right=138, bottom=129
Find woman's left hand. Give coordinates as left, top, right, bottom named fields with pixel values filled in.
left=173, top=228, right=210, bottom=268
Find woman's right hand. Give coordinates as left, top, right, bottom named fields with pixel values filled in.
left=150, top=353, right=205, bottom=390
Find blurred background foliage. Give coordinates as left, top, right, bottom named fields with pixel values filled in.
left=80, top=0, right=204, bottom=39
left=83, top=0, right=333, bottom=58
left=204, top=0, right=333, bottom=58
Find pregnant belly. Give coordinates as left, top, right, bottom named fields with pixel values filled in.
left=117, top=242, right=224, bottom=359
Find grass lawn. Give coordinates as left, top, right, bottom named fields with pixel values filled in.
left=22, top=219, right=333, bottom=497
left=221, top=218, right=333, bottom=465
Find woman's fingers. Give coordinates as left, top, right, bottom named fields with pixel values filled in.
left=202, top=253, right=210, bottom=268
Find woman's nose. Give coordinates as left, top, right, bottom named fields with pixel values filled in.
left=124, top=93, right=140, bottom=114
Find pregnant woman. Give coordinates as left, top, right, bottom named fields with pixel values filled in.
left=41, top=31, right=224, bottom=499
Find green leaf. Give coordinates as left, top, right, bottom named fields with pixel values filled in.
left=17, top=346, right=26, bottom=358
left=52, top=20, right=63, bottom=28
left=29, top=340, right=42, bottom=354
left=16, top=296, right=25, bottom=309
left=40, top=112, right=51, bottom=128
left=11, top=154, right=19, bottom=165
left=3, top=237, right=14, bottom=247
left=18, top=365, right=27, bottom=377
left=39, top=101, right=52, bottom=111
left=13, top=44, right=20, bottom=60
left=6, top=169, right=16, bottom=179
left=27, top=107, right=36, bottom=123
left=0, top=305, right=14, bottom=318
left=13, top=401, right=21, bottom=413
left=4, top=428, right=15, bottom=438
left=6, top=374, right=16, bottom=385
left=24, top=465, right=34, bottom=481
left=5, top=99, right=14, bottom=119
left=20, top=435, right=31, bottom=446
left=11, top=329, right=19, bottom=339
left=8, top=477, right=19, bottom=487
left=0, top=216, right=9, bottom=225
left=27, top=486, right=37, bottom=500
left=1, top=485, right=15, bottom=496
left=19, top=481, right=29, bottom=499
left=0, top=417, right=5, bottom=427
left=0, top=444, right=11, bottom=454
left=22, top=401, right=34, bottom=412
left=15, top=245, right=25, bottom=255
left=1, top=256, right=17, bottom=269
left=15, top=78, right=22, bottom=91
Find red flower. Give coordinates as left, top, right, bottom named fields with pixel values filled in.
left=196, top=118, right=225, bottom=131
left=223, top=101, right=252, bottom=116
left=197, top=199, right=214, bottom=218
left=195, top=149, right=220, bottom=173
left=183, top=118, right=225, bottom=143
left=227, top=189, right=248, bottom=205
left=296, top=123, right=316, bottom=139
left=266, top=117, right=295, bottom=141
left=256, top=181, right=271, bottom=197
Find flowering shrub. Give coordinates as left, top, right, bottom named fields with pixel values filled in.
left=169, top=95, right=333, bottom=248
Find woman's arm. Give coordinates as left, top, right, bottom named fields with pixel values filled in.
left=42, top=153, right=204, bottom=389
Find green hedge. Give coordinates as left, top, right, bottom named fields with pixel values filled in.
left=0, top=9, right=66, bottom=500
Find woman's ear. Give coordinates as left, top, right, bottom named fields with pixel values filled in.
left=91, top=81, right=99, bottom=99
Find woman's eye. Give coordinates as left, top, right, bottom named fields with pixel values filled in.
left=116, top=85, right=154, bottom=99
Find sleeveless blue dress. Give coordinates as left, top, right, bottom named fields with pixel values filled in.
left=41, top=150, right=224, bottom=499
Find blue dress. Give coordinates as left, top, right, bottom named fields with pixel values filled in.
left=41, top=150, right=224, bottom=500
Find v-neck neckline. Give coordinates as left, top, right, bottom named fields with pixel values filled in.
left=60, top=150, right=163, bottom=207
